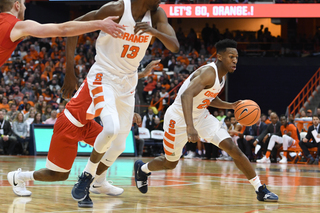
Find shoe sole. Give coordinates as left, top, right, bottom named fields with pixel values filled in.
left=90, top=188, right=124, bottom=196
left=71, top=189, right=87, bottom=202
left=7, top=172, right=32, bottom=197
left=78, top=203, right=93, bottom=208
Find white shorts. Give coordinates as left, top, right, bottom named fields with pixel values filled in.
left=86, top=63, right=137, bottom=133
left=163, top=105, right=231, bottom=162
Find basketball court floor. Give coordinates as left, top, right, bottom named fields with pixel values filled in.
left=1, top=156, right=320, bottom=213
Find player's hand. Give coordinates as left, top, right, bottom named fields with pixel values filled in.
left=141, top=60, right=161, bottom=77
left=133, top=113, right=142, bottom=125
left=100, top=16, right=125, bottom=38
left=303, top=138, right=308, bottom=143
left=232, top=100, right=243, bottom=109
left=61, top=73, right=78, bottom=99
left=262, top=134, right=269, bottom=143
left=134, top=22, right=157, bottom=36
left=187, top=126, right=199, bottom=143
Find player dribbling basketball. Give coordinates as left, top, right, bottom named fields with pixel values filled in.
left=134, top=39, right=279, bottom=202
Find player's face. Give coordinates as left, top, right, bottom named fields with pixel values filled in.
left=220, top=48, right=238, bottom=73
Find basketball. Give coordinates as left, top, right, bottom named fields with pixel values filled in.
left=234, top=100, right=261, bottom=126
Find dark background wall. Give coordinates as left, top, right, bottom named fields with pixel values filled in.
left=228, top=57, right=320, bottom=115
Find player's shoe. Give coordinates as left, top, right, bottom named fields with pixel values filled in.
left=90, top=180, right=124, bottom=196
left=256, top=184, right=278, bottom=202
left=7, top=168, right=32, bottom=197
left=256, top=156, right=271, bottom=164
left=279, top=157, right=287, bottom=164
left=71, top=171, right=94, bottom=201
left=134, top=160, right=151, bottom=194
left=78, top=192, right=93, bottom=208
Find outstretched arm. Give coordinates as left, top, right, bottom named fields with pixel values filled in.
left=135, top=8, right=179, bottom=53
left=62, top=2, right=124, bottom=98
left=209, top=96, right=241, bottom=109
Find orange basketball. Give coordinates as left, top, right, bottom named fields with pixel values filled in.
left=234, top=100, right=261, bottom=126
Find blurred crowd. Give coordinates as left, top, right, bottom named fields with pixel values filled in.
left=1, top=21, right=320, bottom=157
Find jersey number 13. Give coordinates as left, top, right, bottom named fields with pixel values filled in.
left=121, top=45, right=140, bottom=59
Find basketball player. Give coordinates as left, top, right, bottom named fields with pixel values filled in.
left=64, top=0, right=179, bottom=203
left=7, top=60, right=160, bottom=208
left=0, top=0, right=125, bottom=67
left=134, top=39, right=279, bottom=202
left=257, top=115, right=299, bottom=164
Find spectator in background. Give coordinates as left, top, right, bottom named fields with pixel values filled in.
left=42, top=104, right=52, bottom=121
left=7, top=103, right=18, bottom=122
left=43, top=88, right=53, bottom=103
left=143, top=76, right=157, bottom=103
left=153, top=117, right=163, bottom=131
left=133, top=121, right=144, bottom=158
left=299, top=115, right=320, bottom=165
left=12, top=112, right=28, bottom=155
left=12, top=85, right=24, bottom=104
left=261, top=113, right=271, bottom=125
left=0, top=97, right=10, bottom=112
left=306, top=109, right=313, bottom=118
left=24, top=109, right=36, bottom=138
left=216, top=110, right=226, bottom=121
left=0, top=111, right=17, bottom=155
left=142, top=108, right=159, bottom=132
left=141, top=49, right=152, bottom=67
left=43, top=110, right=58, bottom=124
left=32, top=112, right=43, bottom=124
left=21, top=82, right=35, bottom=102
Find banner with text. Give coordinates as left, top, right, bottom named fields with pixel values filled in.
left=160, top=4, right=320, bottom=18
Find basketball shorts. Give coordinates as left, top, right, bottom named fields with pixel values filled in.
left=163, top=106, right=231, bottom=162
left=86, top=63, right=137, bottom=133
left=46, top=112, right=102, bottom=172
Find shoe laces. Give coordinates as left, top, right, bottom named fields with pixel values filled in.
left=260, top=185, right=271, bottom=194
left=76, top=172, right=92, bottom=190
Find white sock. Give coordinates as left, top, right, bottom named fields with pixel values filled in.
left=249, top=176, right=262, bottom=192
left=18, top=171, right=35, bottom=182
left=83, top=159, right=99, bottom=176
left=94, top=170, right=107, bottom=184
left=141, top=162, right=151, bottom=174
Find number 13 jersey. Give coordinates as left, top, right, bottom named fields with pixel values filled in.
left=94, top=0, right=152, bottom=76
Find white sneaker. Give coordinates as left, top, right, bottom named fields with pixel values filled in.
left=184, top=151, right=195, bottom=159
left=256, top=156, right=271, bottom=164
left=7, top=169, right=32, bottom=196
left=279, top=157, right=287, bottom=164
left=90, top=180, right=124, bottom=196
left=255, top=144, right=261, bottom=154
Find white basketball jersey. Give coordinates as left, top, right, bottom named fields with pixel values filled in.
left=94, top=0, right=152, bottom=76
left=173, top=62, right=225, bottom=117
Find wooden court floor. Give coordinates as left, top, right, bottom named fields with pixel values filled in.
left=1, top=156, right=320, bottom=213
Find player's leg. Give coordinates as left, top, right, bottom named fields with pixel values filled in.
left=257, top=135, right=282, bottom=163
left=7, top=113, right=79, bottom=196
left=72, top=84, right=120, bottom=201
left=198, top=114, right=278, bottom=202
left=279, top=135, right=294, bottom=164
left=134, top=108, right=187, bottom=193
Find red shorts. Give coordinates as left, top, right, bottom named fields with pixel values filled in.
left=47, top=112, right=102, bottom=171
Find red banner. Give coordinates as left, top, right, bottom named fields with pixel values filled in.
left=160, top=4, right=320, bottom=18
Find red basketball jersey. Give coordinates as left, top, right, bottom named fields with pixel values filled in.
left=0, top=13, right=22, bottom=67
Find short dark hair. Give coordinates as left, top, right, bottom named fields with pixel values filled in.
left=215, top=39, right=237, bottom=53
left=313, top=115, right=319, bottom=119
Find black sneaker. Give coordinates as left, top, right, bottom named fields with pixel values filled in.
left=71, top=172, right=94, bottom=201
left=308, top=157, right=315, bottom=165
left=134, top=160, right=151, bottom=194
left=78, top=192, right=93, bottom=208
left=313, top=158, right=319, bottom=165
left=256, top=184, right=278, bottom=202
